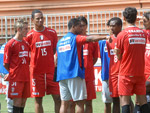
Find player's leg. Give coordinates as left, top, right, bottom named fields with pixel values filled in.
left=69, top=77, right=87, bottom=113
left=35, top=97, right=44, bottom=113
left=59, top=80, right=72, bottom=113
left=102, top=80, right=112, bottom=113
left=112, top=97, right=120, bottom=113
left=30, top=74, right=46, bottom=113
left=60, top=100, right=69, bottom=113
left=109, top=75, right=120, bottom=113
left=46, top=73, right=61, bottom=113
left=84, top=80, right=96, bottom=113
left=104, top=103, right=111, bottom=113
left=120, top=95, right=131, bottom=113
left=84, top=100, right=92, bottom=113
left=76, top=100, right=85, bottom=113
left=133, top=96, right=140, bottom=113
left=67, top=101, right=76, bottom=113
left=118, top=76, right=134, bottom=113
left=52, top=94, right=61, bottom=113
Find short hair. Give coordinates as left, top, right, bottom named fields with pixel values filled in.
left=31, top=9, right=43, bottom=19
left=14, top=18, right=28, bottom=31
left=143, top=12, right=150, bottom=21
left=78, top=16, right=88, bottom=25
left=107, top=17, right=122, bottom=27
left=123, top=7, right=137, bottom=23
left=68, top=18, right=81, bottom=30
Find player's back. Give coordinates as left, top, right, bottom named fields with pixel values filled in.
left=117, top=26, right=146, bottom=76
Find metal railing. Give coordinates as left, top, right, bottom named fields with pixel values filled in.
left=0, top=9, right=150, bottom=43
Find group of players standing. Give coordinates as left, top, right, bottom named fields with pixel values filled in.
left=3, top=6, right=150, bottom=113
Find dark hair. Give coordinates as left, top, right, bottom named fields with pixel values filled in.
left=77, top=16, right=88, bottom=25
left=107, top=17, right=122, bottom=27
left=123, top=7, right=137, bottom=23
left=31, top=9, right=43, bottom=19
left=143, top=12, right=150, bottom=21
left=68, top=18, right=81, bottom=30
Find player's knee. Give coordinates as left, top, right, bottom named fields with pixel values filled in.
left=85, top=100, right=92, bottom=106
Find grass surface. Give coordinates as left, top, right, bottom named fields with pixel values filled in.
left=0, top=92, right=105, bottom=113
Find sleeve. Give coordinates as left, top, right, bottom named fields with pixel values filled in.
left=117, top=32, right=124, bottom=54
left=4, top=43, right=12, bottom=64
left=76, top=35, right=87, bottom=45
left=93, top=42, right=98, bottom=58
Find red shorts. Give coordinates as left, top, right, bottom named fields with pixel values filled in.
left=118, top=75, right=146, bottom=96
left=85, top=80, right=96, bottom=100
left=8, top=80, right=30, bottom=99
left=30, top=73, right=60, bottom=97
left=109, top=75, right=119, bottom=97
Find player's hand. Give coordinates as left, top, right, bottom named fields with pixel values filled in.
left=4, top=74, right=10, bottom=81
left=114, top=48, right=122, bottom=60
left=106, top=35, right=113, bottom=43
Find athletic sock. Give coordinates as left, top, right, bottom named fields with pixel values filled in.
left=140, top=104, right=150, bottom=113
left=20, top=107, right=24, bottom=113
left=133, top=104, right=140, bottom=113
left=13, top=106, right=20, bottom=113
left=122, top=105, right=130, bottom=113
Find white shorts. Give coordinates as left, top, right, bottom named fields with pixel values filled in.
left=102, top=80, right=112, bottom=103
left=59, top=77, right=87, bottom=101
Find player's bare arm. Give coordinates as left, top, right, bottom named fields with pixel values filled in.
left=3, top=63, right=9, bottom=72
left=86, top=35, right=106, bottom=42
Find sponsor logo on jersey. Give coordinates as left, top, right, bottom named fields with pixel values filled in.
left=35, top=40, right=51, bottom=48
left=83, top=49, right=88, bottom=55
left=19, top=51, right=28, bottom=57
left=40, top=35, right=44, bottom=40
left=58, top=44, right=71, bottom=52
left=128, top=29, right=144, bottom=33
left=129, top=38, right=145, bottom=44
left=32, top=92, right=39, bottom=96
left=11, top=93, right=18, bottom=95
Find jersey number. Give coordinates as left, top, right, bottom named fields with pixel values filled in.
left=41, top=48, right=47, bottom=56
left=22, top=57, right=26, bottom=64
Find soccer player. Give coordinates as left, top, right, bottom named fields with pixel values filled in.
left=56, top=18, right=107, bottom=113
left=3, top=18, right=30, bottom=113
left=115, top=7, right=150, bottom=113
left=143, top=12, right=150, bottom=107
left=79, top=16, right=98, bottom=113
left=25, top=9, right=61, bottom=113
left=106, top=17, right=122, bottom=113
left=99, top=39, right=112, bottom=113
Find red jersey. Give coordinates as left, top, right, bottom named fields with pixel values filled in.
left=83, top=42, right=98, bottom=81
left=76, top=35, right=87, bottom=67
left=4, top=38, right=30, bottom=81
left=117, top=26, right=146, bottom=76
left=144, top=29, right=150, bottom=75
left=106, top=35, right=120, bottom=76
left=25, top=27, right=58, bottom=75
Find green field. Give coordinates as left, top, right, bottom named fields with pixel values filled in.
left=0, top=92, right=105, bottom=113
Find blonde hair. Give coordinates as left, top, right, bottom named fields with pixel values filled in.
left=14, top=18, right=28, bottom=32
